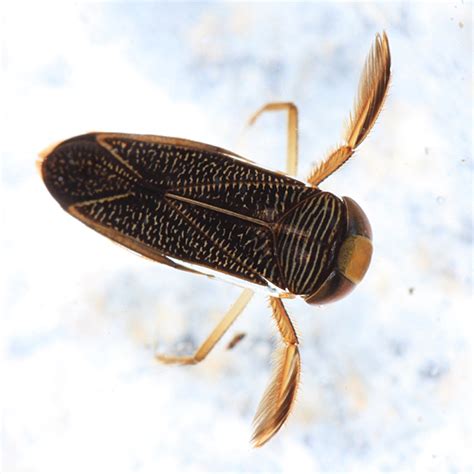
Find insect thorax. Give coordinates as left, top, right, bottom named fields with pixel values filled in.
left=275, top=192, right=346, bottom=296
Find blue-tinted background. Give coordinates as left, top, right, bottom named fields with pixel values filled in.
left=2, top=2, right=472, bottom=471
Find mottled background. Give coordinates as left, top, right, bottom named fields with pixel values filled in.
left=2, top=2, right=472, bottom=472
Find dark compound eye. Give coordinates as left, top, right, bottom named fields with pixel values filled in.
left=304, top=270, right=355, bottom=305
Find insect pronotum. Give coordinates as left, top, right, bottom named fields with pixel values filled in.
left=39, top=33, right=391, bottom=447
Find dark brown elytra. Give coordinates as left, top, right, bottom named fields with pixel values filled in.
left=39, top=32, right=391, bottom=447
left=41, top=132, right=348, bottom=300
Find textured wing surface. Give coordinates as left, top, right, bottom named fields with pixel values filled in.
left=41, top=133, right=319, bottom=289
left=99, top=134, right=316, bottom=223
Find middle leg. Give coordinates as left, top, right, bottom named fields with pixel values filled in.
left=156, top=289, right=253, bottom=365
left=246, top=102, right=299, bottom=176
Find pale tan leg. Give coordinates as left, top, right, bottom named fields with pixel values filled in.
left=156, top=289, right=253, bottom=365
left=252, top=297, right=301, bottom=447
left=307, top=32, right=391, bottom=186
left=246, top=102, right=299, bottom=176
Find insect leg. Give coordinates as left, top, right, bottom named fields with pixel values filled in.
left=156, top=289, right=253, bottom=365
left=252, top=297, right=301, bottom=447
left=247, top=102, right=299, bottom=176
left=307, top=32, right=391, bottom=186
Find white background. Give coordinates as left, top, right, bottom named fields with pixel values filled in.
left=1, top=1, right=472, bottom=472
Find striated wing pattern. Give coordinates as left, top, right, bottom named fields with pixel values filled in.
left=276, top=192, right=345, bottom=295
left=100, top=134, right=317, bottom=223
left=42, top=133, right=324, bottom=291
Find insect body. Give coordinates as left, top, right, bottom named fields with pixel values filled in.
left=42, top=133, right=370, bottom=303
left=40, top=33, right=391, bottom=447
